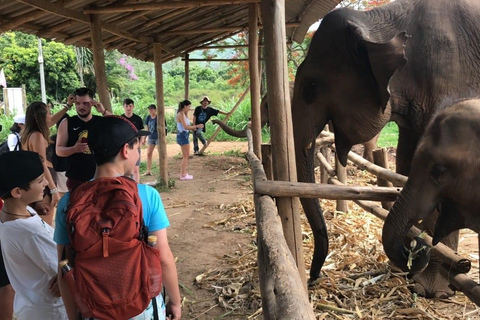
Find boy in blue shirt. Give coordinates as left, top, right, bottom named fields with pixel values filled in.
left=54, top=116, right=181, bottom=320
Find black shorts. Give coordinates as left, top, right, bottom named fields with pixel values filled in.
left=0, top=245, right=9, bottom=287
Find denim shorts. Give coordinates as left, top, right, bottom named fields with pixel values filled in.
left=176, top=131, right=189, bottom=145
left=147, top=138, right=158, bottom=145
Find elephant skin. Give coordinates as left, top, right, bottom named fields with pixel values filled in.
left=291, top=0, right=480, bottom=297
left=383, top=98, right=480, bottom=278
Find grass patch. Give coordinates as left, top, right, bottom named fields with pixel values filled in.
left=377, top=122, right=399, bottom=148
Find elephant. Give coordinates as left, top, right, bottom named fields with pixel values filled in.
left=291, top=0, right=480, bottom=298
left=382, top=98, right=480, bottom=289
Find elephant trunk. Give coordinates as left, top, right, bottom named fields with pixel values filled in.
left=382, top=182, right=437, bottom=273
left=212, top=119, right=248, bottom=138
left=295, top=137, right=329, bottom=282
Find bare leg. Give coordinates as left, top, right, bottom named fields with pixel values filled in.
left=146, top=144, right=155, bottom=174
left=0, top=284, right=14, bottom=320
left=180, top=144, right=190, bottom=177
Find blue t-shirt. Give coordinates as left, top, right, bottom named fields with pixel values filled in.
left=144, top=115, right=158, bottom=140
left=54, top=184, right=170, bottom=245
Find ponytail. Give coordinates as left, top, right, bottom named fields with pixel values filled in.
left=177, top=99, right=191, bottom=113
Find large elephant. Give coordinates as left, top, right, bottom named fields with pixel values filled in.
left=382, top=98, right=480, bottom=287
left=291, top=0, right=480, bottom=297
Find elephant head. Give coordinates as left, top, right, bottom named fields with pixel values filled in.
left=382, top=99, right=480, bottom=272
left=292, top=12, right=408, bottom=166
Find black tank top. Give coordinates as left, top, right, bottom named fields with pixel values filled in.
left=66, top=115, right=100, bottom=181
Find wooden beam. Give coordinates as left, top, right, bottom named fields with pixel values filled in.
left=14, top=0, right=159, bottom=46
left=0, top=10, right=46, bottom=33
left=249, top=3, right=262, bottom=159
left=90, top=15, right=112, bottom=112
left=255, top=180, right=401, bottom=201
left=144, top=8, right=190, bottom=28
left=154, top=43, right=168, bottom=186
left=181, top=58, right=253, bottom=62
left=84, top=0, right=260, bottom=14
left=162, top=22, right=299, bottom=36
left=184, top=53, right=189, bottom=100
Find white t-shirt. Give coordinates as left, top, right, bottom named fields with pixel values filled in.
left=0, top=210, right=67, bottom=320
left=7, top=132, right=20, bottom=151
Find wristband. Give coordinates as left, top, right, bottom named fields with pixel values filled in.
left=101, top=109, right=107, bottom=116
left=50, top=188, right=58, bottom=194
left=64, top=104, right=72, bottom=111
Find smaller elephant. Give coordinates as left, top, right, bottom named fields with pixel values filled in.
left=382, top=98, right=480, bottom=284
left=213, top=89, right=379, bottom=162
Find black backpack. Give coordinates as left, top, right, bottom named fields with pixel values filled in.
left=0, top=132, right=20, bottom=156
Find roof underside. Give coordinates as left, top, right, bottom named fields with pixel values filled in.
left=1, top=0, right=341, bottom=62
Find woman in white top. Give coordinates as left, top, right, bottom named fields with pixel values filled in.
left=176, top=100, right=203, bottom=180
left=7, top=114, right=24, bottom=151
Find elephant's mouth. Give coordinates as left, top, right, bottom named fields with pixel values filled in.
left=432, top=199, right=466, bottom=246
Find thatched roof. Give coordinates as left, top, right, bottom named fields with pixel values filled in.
left=2, top=0, right=341, bottom=62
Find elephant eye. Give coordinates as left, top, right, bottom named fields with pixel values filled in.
left=303, top=80, right=318, bottom=104
left=430, top=165, right=447, bottom=179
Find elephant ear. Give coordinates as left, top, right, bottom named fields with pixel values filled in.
left=346, top=21, right=408, bottom=110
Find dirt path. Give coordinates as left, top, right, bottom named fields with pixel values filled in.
left=140, top=141, right=254, bottom=319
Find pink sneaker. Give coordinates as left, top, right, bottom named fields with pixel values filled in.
left=180, top=174, right=193, bottom=180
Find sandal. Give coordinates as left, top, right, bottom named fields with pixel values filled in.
left=180, top=174, right=193, bottom=180
left=143, top=172, right=152, bottom=176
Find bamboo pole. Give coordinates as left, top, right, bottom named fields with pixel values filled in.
left=255, top=180, right=401, bottom=200
left=316, top=151, right=336, bottom=178
left=261, top=0, right=307, bottom=288
left=154, top=43, right=168, bottom=186
left=373, top=148, right=393, bottom=210
left=249, top=3, right=262, bottom=159
left=261, top=144, right=273, bottom=180
left=198, top=86, right=250, bottom=154
left=89, top=15, right=112, bottom=111
left=440, top=264, right=480, bottom=306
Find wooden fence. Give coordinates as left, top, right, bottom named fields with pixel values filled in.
left=247, top=129, right=480, bottom=318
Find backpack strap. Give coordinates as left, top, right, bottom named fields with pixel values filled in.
left=14, top=132, right=20, bottom=151
left=152, top=297, right=159, bottom=320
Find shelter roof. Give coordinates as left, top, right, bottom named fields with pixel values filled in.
left=2, top=0, right=341, bottom=62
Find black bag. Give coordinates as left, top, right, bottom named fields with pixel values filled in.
left=0, top=132, right=20, bottom=156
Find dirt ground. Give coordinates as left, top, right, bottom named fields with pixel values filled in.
left=139, top=141, right=480, bottom=320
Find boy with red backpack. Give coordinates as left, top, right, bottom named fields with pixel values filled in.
left=53, top=116, right=182, bottom=320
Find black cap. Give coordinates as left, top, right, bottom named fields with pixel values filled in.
left=88, top=116, right=150, bottom=158
left=0, top=151, right=44, bottom=197
left=147, top=104, right=156, bottom=110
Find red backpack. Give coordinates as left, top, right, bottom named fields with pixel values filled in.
left=65, top=176, right=162, bottom=320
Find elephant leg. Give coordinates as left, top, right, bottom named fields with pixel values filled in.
left=411, top=210, right=458, bottom=298
left=395, top=127, right=419, bottom=176
left=300, top=198, right=329, bottom=283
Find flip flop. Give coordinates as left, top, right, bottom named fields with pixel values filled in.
left=143, top=172, right=152, bottom=176
left=180, top=174, right=193, bottom=180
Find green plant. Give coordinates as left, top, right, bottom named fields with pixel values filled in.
left=222, top=148, right=245, bottom=157
left=154, top=179, right=176, bottom=192
left=377, top=122, right=399, bottom=148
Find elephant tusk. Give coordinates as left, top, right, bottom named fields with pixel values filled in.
left=307, top=142, right=312, bottom=150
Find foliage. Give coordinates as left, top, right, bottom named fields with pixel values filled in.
left=338, top=0, right=391, bottom=10
left=0, top=32, right=80, bottom=102
left=377, top=122, right=399, bottom=148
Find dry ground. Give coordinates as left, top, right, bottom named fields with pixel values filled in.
left=139, top=140, right=480, bottom=320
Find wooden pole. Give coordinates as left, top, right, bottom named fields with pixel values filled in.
left=89, top=15, right=112, bottom=111
left=335, top=155, right=348, bottom=212
left=261, top=144, right=273, bottom=180
left=320, top=147, right=332, bottom=183
left=184, top=53, right=190, bottom=100
left=198, top=86, right=250, bottom=154
left=255, top=180, right=401, bottom=200
left=154, top=44, right=168, bottom=186
left=373, top=148, right=393, bottom=210
left=261, top=0, right=307, bottom=288
left=249, top=3, right=262, bottom=159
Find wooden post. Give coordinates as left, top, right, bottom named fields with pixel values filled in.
left=199, top=86, right=249, bottom=154
left=153, top=44, right=168, bottom=186
left=184, top=53, right=189, bottom=100
left=261, top=0, right=307, bottom=288
left=249, top=3, right=262, bottom=159
left=261, top=143, right=273, bottom=180
left=335, top=155, right=348, bottom=212
left=89, top=15, right=112, bottom=111
left=373, top=148, right=393, bottom=210
left=320, top=147, right=331, bottom=184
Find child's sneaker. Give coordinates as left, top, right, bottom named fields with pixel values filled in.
left=180, top=174, right=193, bottom=180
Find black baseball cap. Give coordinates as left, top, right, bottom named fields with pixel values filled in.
left=147, top=104, right=156, bottom=109
left=88, top=116, right=150, bottom=158
left=0, top=151, right=44, bottom=197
